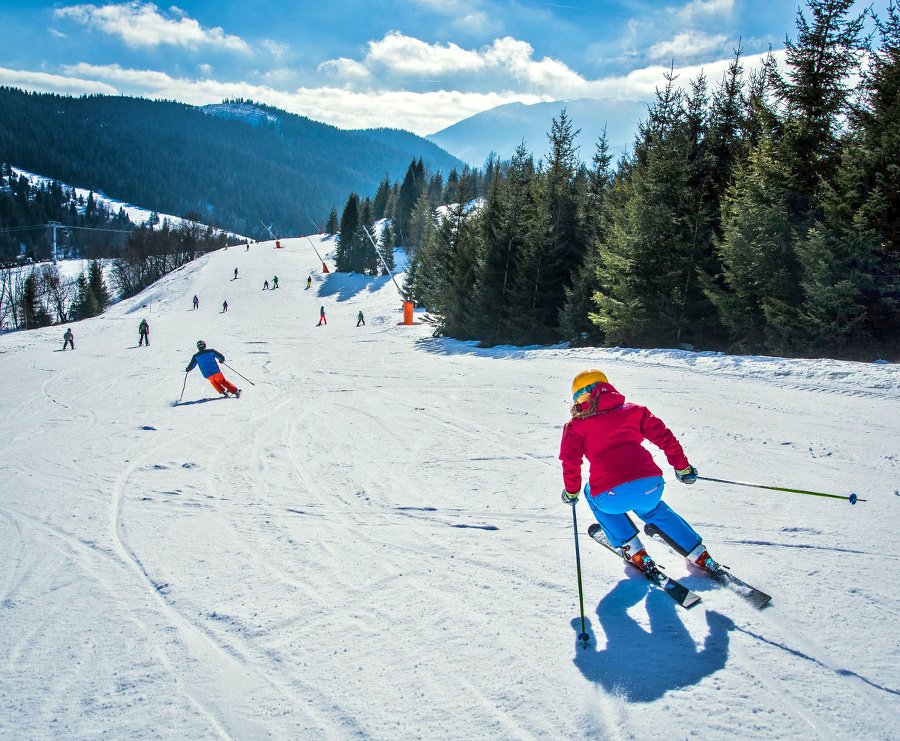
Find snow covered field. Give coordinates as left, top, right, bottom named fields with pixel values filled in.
left=0, top=236, right=898, bottom=740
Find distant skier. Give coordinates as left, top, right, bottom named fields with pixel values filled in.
left=223, top=300, right=228, bottom=313
left=185, top=340, right=240, bottom=398
left=306, top=276, right=311, bottom=290
left=263, top=280, right=269, bottom=290
left=317, top=306, right=326, bottom=326
left=272, top=275, right=278, bottom=289
left=138, top=318, right=150, bottom=346
left=193, top=295, right=199, bottom=310
left=233, top=268, right=239, bottom=280
left=62, top=327, right=74, bottom=350
left=246, top=243, right=250, bottom=251
left=357, top=311, right=365, bottom=327
left=560, top=370, right=717, bottom=572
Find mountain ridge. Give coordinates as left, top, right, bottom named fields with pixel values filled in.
left=428, top=97, right=650, bottom=166
left=0, top=88, right=464, bottom=240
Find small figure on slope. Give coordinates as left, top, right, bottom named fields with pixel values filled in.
left=357, top=310, right=365, bottom=327
left=272, top=275, right=278, bottom=289
left=559, top=369, right=717, bottom=572
left=306, top=275, right=311, bottom=290
left=62, top=327, right=74, bottom=350
left=193, top=295, right=199, bottom=310
left=233, top=268, right=239, bottom=280
left=317, top=306, right=326, bottom=326
left=138, top=318, right=150, bottom=346
left=263, top=280, right=269, bottom=290
left=185, top=340, right=240, bottom=398
left=222, top=300, right=228, bottom=313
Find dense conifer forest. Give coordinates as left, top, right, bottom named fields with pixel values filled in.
left=348, top=0, right=899, bottom=360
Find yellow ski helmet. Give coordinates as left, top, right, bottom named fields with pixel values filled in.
left=572, top=369, right=608, bottom=403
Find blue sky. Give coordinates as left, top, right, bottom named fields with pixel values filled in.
left=0, top=1, right=887, bottom=135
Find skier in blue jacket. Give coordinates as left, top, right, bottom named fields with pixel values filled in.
left=185, top=341, right=240, bottom=397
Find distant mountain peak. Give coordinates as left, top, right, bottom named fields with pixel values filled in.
left=428, top=97, right=650, bottom=167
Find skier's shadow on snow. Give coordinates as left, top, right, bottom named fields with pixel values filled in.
left=174, top=397, right=226, bottom=406
left=572, top=577, right=734, bottom=702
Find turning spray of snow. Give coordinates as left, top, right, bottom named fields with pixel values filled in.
left=0, top=236, right=897, bottom=739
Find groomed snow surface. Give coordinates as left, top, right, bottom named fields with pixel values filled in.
left=1, top=236, right=898, bottom=740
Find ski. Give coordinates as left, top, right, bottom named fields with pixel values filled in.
left=587, top=523, right=701, bottom=609
left=643, top=524, right=772, bottom=609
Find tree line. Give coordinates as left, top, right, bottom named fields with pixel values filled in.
left=349, top=0, right=898, bottom=360
left=0, top=166, right=235, bottom=330
left=334, top=157, right=496, bottom=276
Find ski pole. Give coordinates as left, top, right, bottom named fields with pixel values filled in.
left=697, top=476, right=865, bottom=505
left=571, top=503, right=590, bottom=648
left=222, top=362, right=255, bottom=386
left=178, top=371, right=188, bottom=403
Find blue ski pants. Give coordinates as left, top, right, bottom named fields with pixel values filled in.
left=585, top=476, right=702, bottom=552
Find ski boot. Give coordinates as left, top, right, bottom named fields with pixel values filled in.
left=621, top=534, right=665, bottom=583
left=687, top=542, right=723, bottom=574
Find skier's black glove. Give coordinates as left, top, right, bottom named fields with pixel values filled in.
left=561, top=489, right=579, bottom=505
left=676, top=465, right=698, bottom=484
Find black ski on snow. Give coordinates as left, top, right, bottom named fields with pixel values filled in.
left=587, top=523, right=701, bottom=610
left=643, top=524, right=772, bottom=610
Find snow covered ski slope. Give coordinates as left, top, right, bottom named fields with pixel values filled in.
left=0, top=236, right=898, bottom=739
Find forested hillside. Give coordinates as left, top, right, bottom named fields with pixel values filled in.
left=0, top=89, right=464, bottom=240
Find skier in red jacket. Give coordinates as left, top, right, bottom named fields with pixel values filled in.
left=559, top=369, right=717, bottom=572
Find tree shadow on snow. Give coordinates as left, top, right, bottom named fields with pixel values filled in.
left=317, top=273, right=391, bottom=302
left=572, top=577, right=734, bottom=702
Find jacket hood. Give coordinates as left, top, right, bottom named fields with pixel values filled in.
left=575, top=381, right=626, bottom=414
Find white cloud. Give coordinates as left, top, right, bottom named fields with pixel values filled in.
left=3, top=45, right=787, bottom=136
left=263, top=40, right=289, bottom=58
left=318, top=57, right=370, bottom=80
left=649, top=31, right=729, bottom=62
left=63, top=62, right=178, bottom=88
left=0, top=66, right=118, bottom=95
left=320, top=32, right=589, bottom=93
left=49, top=28, right=67, bottom=38
left=365, top=32, right=485, bottom=75
left=24, top=61, right=541, bottom=134
left=450, top=11, right=498, bottom=35
left=53, top=2, right=250, bottom=52
left=680, top=0, right=735, bottom=18
left=198, top=63, right=212, bottom=75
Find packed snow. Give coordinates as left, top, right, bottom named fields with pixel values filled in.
left=0, top=236, right=898, bottom=740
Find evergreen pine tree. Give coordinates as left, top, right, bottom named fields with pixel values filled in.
left=360, top=198, right=379, bottom=275
left=18, top=273, right=52, bottom=328
left=325, top=207, right=339, bottom=235
left=71, top=272, right=100, bottom=320
left=379, top=222, right=395, bottom=274
left=559, top=131, right=614, bottom=345
left=470, top=144, right=535, bottom=344
left=88, top=260, right=110, bottom=310
left=372, top=176, right=391, bottom=219
left=336, top=194, right=360, bottom=272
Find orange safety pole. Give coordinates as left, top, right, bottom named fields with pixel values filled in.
left=403, top=301, right=414, bottom=325
left=322, top=261, right=329, bottom=274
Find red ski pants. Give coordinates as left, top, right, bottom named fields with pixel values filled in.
left=207, top=371, right=238, bottom=394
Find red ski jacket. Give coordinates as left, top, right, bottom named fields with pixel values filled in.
left=559, top=382, right=690, bottom=496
